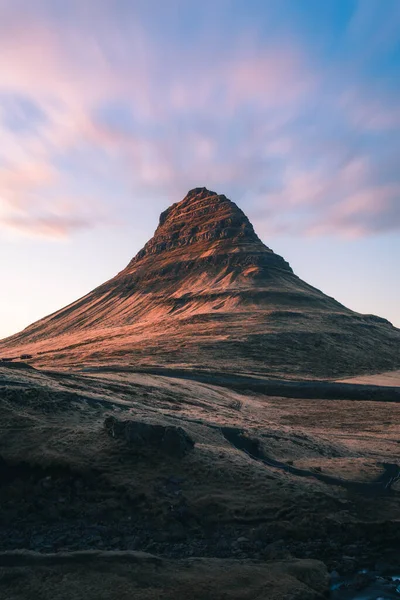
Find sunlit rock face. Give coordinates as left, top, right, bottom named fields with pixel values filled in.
left=1, top=188, right=399, bottom=377
left=129, top=187, right=291, bottom=268
left=122, top=187, right=293, bottom=290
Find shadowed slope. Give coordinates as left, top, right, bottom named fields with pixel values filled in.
left=1, top=187, right=399, bottom=377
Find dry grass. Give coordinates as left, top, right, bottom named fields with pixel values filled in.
left=0, top=363, right=399, bottom=598
left=0, top=552, right=329, bottom=600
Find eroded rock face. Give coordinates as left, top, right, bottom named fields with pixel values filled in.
left=104, top=416, right=195, bottom=457
left=124, top=187, right=293, bottom=282
left=130, top=187, right=281, bottom=261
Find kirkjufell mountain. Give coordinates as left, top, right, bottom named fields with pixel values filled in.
left=1, top=187, right=399, bottom=377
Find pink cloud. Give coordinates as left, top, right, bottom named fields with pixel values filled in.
left=0, top=160, right=106, bottom=238
left=1, top=214, right=98, bottom=239
left=250, top=152, right=400, bottom=239
left=225, top=51, right=316, bottom=111
left=0, top=2, right=399, bottom=240
left=311, top=184, right=400, bottom=238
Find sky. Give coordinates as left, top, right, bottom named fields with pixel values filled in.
left=0, top=0, right=399, bottom=338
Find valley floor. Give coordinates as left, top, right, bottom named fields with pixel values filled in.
left=0, top=363, right=399, bottom=599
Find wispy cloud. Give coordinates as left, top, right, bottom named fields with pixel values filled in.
left=1, top=214, right=99, bottom=239
left=0, top=0, right=399, bottom=239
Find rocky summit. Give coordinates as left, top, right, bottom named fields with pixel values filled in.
left=1, top=187, right=399, bottom=377
left=127, top=186, right=291, bottom=272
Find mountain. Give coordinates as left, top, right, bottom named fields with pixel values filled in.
left=1, top=187, right=399, bottom=377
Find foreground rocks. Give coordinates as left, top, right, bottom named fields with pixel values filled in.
left=0, top=364, right=399, bottom=599
left=104, top=416, right=195, bottom=457
left=330, top=568, right=400, bottom=599
left=0, top=551, right=329, bottom=600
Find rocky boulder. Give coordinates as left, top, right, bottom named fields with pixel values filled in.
left=104, top=416, right=195, bottom=457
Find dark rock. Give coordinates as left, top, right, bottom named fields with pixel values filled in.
left=129, top=188, right=289, bottom=271
left=167, top=523, right=187, bottom=542
left=263, top=540, right=291, bottom=560
left=350, top=571, right=374, bottom=590
left=104, top=416, right=195, bottom=457
left=330, top=570, right=340, bottom=579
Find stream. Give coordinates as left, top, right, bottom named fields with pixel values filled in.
left=220, top=427, right=400, bottom=493
left=330, top=570, right=400, bottom=599
left=220, top=427, right=400, bottom=599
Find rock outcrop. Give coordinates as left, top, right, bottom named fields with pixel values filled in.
left=104, top=416, right=195, bottom=457
left=1, top=187, right=399, bottom=377
left=128, top=187, right=291, bottom=272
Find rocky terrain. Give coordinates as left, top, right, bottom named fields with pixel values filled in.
left=0, top=189, right=399, bottom=599
left=0, top=362, right=399, bottom=599
left=1, top=188, right=399, bottom=377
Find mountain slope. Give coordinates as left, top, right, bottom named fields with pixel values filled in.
left=1, top=187, right=399, bottom=377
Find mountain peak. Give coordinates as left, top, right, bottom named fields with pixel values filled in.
left=158, top=187, right=220, bottom=226
left=129, top=187, right=272, bottom=267
left=158, top=187, right=254, bottom=232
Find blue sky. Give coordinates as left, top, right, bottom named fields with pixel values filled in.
left=0, top=0, right=399, bottom=337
